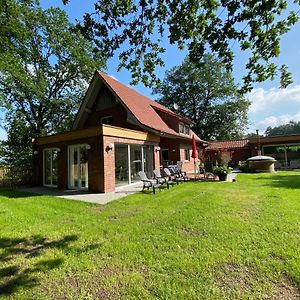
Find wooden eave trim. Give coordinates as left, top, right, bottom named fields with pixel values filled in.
left=34, top=127, right=103, bottom=145
left=102, top=125, right=160, bottom=142
left=34, top=125, right=161, bottom=146
left=249, top=135, right=300, bottom=144
left=71, top=71, right=100, bottom=130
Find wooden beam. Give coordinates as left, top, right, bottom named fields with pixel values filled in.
left=102, top=125, right=160, bottom=142
left=35, top=127, right=103, bottom=145
left=34, top=124, right=160, bottom=145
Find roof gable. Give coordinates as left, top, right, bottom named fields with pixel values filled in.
left=72, top=71, right=205, bottom=142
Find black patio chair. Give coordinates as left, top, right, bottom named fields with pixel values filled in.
left=138, top=171, right=160, bottom=194
left=164, top=167, right=183, bottom=185
left=176, top=161, right=190, bottom=181
left=153, top=169, right=173, bottom=189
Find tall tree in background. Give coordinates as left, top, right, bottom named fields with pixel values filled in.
left=265, top=121, right=300, bottom=136
left=69, top=0, right=299, bottom=92
left=154, top=55, right=250, bottom=140
left=0, top=0, right=105, bottom=166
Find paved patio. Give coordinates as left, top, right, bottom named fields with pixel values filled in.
left=19, top=182, right=143, bottom=205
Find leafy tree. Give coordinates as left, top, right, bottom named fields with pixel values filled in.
left=265, top=121, right=300, bottom=136
left=154, top=55, right=250, bottom=141
left=1, top=115, right=33, bottom=167
left=68, top=0, right=299, bottom=92
left=0, top=0, right=105, bottom=166
left=243, top=132, right=259, bottom=139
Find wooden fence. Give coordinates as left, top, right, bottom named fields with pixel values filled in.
left=0, top=166, right=33, bottom=187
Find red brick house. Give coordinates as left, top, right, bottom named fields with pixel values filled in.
left=32, top=71, right=206, bottom=193
left=205, top=139, right=251, bottom=167
left=205, top=134, right=300, bottom=168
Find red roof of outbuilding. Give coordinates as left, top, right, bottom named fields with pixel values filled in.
left=206, top=139, right=250, bottom=150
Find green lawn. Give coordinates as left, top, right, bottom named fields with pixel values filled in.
left=0, top=172, right=300, bottom=299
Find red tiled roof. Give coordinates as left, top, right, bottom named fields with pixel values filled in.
left=97, top=71, right=203, bottom=141
left=206, top=139, right=250, bottom=150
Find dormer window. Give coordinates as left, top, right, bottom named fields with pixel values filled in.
left=100, top=116, right=113, bottom=125
left=179, top=122, right=190, bottom=135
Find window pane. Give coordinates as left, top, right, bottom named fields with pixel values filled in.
left=52, top=150, right=58, bottom=185
left=44, top=149, right=58, bottom=186
left=143, top=146, right=154, bottom=179
left=184, top=125, right=190, bottom=135
left=179, top=122, right=184, bottom=134
left=115, top=144, right=129, bottom=186
left=72, top=148, right=79, bottom=188
left=80, top=147, right=88, bottom=188
left=44, top=150, right=52, bottom=185
left=162, top=149, right=169, bottom=161
left=130, top=145, right=142, bottom=183
left=185, top=149, right=190, bottom=161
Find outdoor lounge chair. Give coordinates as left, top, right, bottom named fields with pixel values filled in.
left=198, top=165, right=217, bottom=181
left=164, top=167, right=183, bottom=185
left=138, top=171, right=160, bottom=194
left=176, top=161, right=190, bottom=181
left=153, top=169, right=173, bottom=189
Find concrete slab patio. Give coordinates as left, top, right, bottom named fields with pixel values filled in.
left=19, top=182, right=143, bottom=205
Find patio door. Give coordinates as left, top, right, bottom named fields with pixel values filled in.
left=115, top=144, right=154, bottom=187
left=43, top=149, right=59, bottom=187
left=69, top=145, right=88, bottom=189
left=143, top=145, right=154, bottom=178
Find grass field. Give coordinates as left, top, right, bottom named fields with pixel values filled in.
left=0, top=172, right=300, bottom=299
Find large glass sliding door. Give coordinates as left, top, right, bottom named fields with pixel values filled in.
left=44, top=149, right=58, bottom=187
left=115, top=144, right=129, bottom=187
left=143, top=145, right=154, bottom=179
left=130, top=145, right=142, bottom=183
left=69, top=145, right=88, bottom=189
left=115, top=144, right=154, bottom=187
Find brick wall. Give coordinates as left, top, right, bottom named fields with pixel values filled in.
left=179, top=142, right=196, bottom=172
left=101, top=136, right=159, bottom=192
left=159, top=137, right=202, bottom=172
left=205, top=148, right=251, bottom=167
left=33, top=136, right=104, bottom=192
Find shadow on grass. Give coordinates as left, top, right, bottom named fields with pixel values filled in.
left=0, top=235, right=78, bottom=295
left=257, top=173, right=300, bottom=189
left=0, top=188, right=39, bottom=199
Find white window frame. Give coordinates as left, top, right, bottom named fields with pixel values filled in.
left=68, top=144, right=89, bottom=190
left=179, top=122, right=190, bottom=136
left=115, top=143, right=154, bottom=188
left=43, top=148, right=59, bottom=187
left=184, top=148, right=190, bottom=161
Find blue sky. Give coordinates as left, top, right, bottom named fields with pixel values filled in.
left=1, top=1, right=300, bottom=140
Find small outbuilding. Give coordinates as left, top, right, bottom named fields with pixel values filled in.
left=247, top=155, right=276, bottom=172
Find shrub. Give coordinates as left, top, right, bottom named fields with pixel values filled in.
left=213, top=165, right=232, bottom=176
left=238, top=161, right=254, bottom=173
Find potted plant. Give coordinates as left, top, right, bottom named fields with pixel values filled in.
left=213, top=165, right=232, bottom=181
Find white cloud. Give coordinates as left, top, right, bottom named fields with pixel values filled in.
left=248, top=85, right=300, bottom=113
left=252, top=112, right=300, bottom=133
